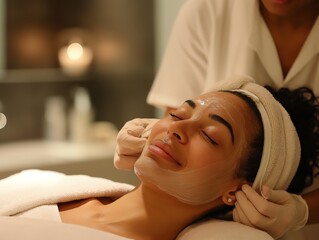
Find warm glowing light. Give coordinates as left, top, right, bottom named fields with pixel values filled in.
left=67, top=42, right=83, bottom=60
left=58, top=40, right=93, bottom=76
left=0, top=113, right=7, bottom=129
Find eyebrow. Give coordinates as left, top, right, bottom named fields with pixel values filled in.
left=185, top=100, right=196, bottom=108
left=184, top=99, right=234, bottom=144
left=209, top=114, right=235, bottom=144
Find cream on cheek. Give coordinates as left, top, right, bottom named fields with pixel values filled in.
left=134, top=150, right=238, bottom=205
left=134, top=96, right=247, bottom=205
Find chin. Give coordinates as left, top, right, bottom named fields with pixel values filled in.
left=261, top=0, right=297, bottom=17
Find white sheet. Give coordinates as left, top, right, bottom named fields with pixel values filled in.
left=0, top=169, right=134, bottom=216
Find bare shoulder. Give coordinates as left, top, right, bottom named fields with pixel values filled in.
left=58, top=197, right=114, bottom=225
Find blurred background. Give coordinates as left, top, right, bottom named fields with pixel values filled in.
left=0, top=0, right=186, bottom=183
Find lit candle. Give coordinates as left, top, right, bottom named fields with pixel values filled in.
left=58, top=41, right=93, bottom=76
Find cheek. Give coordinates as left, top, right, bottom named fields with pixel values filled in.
left=186, top=139, right=239, bottom=179
left=186, top=138, right=233, bottom=168
left=202, top=158, right=239, bottom=192
left=148, top=119, right=169, bottom=141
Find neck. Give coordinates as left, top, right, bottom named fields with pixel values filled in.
left=100, top=183, right=224, bottom=240
left=260, top=1, right=319, bottom=29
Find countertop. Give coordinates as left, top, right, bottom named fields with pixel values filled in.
left=0, top=139, right=139, bottom=185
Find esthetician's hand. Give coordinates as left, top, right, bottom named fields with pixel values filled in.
left=233, top=185, right=308, bottom=239
left=114, top=118, right=159, bottom=170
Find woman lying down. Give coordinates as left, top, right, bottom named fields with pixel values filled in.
left=0, top=76, right=318, bottom=240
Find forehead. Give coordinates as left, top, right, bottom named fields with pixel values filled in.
left=193, top=90, right=259, bottom=153
left=193, top=91, right=248, bottom=111
left=192, top=91, right=257, bottom=139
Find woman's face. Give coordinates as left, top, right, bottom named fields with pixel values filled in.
left=134, top=91, right=259, bottom=205
left=260, top=0, right=318, bottom=17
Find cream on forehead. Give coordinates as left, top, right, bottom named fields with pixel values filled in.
left=196, top=95, right=218, bottom=106
left=198, top=99, right=208, bottom=106
left=190, top=92, right=250, bottom=170
left=192, top=93, right=246, bottom=125
left=194, top=91, right=238, bottom=107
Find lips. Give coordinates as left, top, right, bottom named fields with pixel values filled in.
left=148, top=139, right=181, bottom=166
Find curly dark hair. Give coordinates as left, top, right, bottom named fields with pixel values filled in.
left=201, top=86, right=319, bottom=221
left=229, top=86, right=319, bottom=194
left=264, top=86, right=319, bottom=193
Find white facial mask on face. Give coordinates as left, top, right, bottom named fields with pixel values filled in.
left=134, top=153, right=235, bottom=205
left=137, top=94, right=252, bottom=205
left=134, top=95, right=248, bottom=205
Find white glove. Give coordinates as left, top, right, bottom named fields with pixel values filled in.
left=113, top=118, right=159, bottom=170
left=233, top=184, right=308, bottom=239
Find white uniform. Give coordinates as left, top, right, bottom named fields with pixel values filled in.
left=147, top=0, right=319, bottom=109
left=147, top=0, right=319, bottom=239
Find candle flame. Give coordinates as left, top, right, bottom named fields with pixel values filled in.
left=67, top=42, right=84, bottom=60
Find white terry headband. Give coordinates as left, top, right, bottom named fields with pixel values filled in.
left=211, top=76, right=301, bottom=193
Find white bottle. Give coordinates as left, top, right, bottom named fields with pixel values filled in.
left=68, top=87, right=94, bottom=143
left=44, top=96, right=67, bottom=141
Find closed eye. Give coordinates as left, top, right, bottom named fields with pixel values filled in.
left=169, top=113, right=183, bottom=120
left=201, top=130, right=218, bottom=145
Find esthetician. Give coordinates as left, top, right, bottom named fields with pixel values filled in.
left=117, top=0, right=319, bottom=239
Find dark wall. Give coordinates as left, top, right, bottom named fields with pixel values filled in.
left=0, top=0, right=155, bottom=142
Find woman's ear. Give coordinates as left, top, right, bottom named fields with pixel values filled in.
left=222, top=190, right=236, bottom=206
left=222, top=179, right=249, bottom=205
left=221, top=180, right=246, bottom=206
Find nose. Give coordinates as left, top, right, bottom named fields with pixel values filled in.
left=167, top=121, right=188, bottom=144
